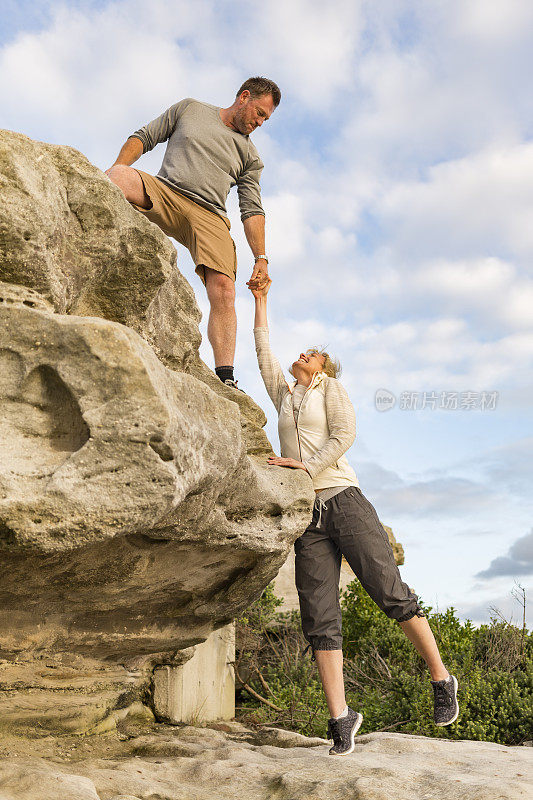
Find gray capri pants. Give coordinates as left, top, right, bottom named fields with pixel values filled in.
left=295, top=486, right=424, bottom=651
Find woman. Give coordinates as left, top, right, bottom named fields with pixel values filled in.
left=250, top=278, right=459, bottom=756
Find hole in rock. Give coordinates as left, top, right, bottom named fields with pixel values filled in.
left=1, top=364, right=90, bottom=475
left=0, top=522, right=17, bottom=547
left=149, top=435, right=174, bottom=462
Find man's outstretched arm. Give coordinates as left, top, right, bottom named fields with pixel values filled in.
left=244, top=214, right=269, bottom=289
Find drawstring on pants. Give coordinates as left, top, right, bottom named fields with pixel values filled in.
left=315, top=498, right=327, bottom=531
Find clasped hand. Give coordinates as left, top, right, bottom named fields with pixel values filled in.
left=247, top=258, right=270, bottom=295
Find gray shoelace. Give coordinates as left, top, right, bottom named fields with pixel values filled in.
left=433, top=681, right=453, bottom=708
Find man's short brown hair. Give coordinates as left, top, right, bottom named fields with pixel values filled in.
left=237, top=77, right=281, bottom=107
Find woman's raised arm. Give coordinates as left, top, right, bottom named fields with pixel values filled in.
left=249, top=279, right=289, bottom=413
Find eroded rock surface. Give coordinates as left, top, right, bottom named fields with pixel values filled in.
left=0, top=130, right=198, bottom=372
left=0, top=288, right=312, bottom=729
left=0, top=723, right=530, bottom=800
left=0, top=130, right=314, bottom=734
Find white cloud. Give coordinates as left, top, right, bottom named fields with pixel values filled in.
left=248, top=0, right=364, bottom=107
left=0, top=0, right=240, bottom=159
left=357, top=459, right=503, bottom=521
left=381, top=144, right=533, bottom=261
left=463, top=438, right=533, bottom=498
left=260, top=192, right=308, bottom=264
left=456, top=0, right=533, bottom=43
left=405, top=258, right=533, bottom=332
left=336, top=0, right=532, bottom=175
left=324, top=316, right=532, bottom=404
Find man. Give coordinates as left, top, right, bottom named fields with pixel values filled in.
left=106, top=76, right=280, bottom=389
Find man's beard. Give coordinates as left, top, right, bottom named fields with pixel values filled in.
left=234, top=111, right=250, bottom=134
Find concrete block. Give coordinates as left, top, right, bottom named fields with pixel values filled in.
left=153, top=623, right=235, bottom=723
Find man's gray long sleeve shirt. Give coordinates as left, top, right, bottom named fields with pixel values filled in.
left=129, top=98, right=265, bottom=222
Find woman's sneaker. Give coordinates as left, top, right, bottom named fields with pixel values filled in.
left=431, top=674, right=459, bottom=726
left=327, top=707, right=363, bottom=756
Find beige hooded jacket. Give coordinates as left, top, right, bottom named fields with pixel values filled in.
left=254, top=327, right=359, bottom=491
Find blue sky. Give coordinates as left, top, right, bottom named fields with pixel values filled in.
left=1, top=0, right=532, bottom=625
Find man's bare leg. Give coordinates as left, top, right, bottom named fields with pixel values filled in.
left=104, top=177, right=237, bottom=373
left=204, top=267, right=237, bottom=369
left=106, top=164, right=151, bottom=209
left=107, top=168, right=237, bottom=375
left=399, top=615, right=449, bottom=681
left=314, top=650, right=346, bottom=718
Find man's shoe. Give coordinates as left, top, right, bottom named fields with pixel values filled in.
left=432, top=674, right=459, bottom=726
left=223, top=378, right=245, bottom=393
left=327, top=708, right=363, bottom=756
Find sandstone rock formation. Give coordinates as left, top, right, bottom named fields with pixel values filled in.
left=0, top=130, right=198, bottom=371
left=0, top=721, right=531, bottom=800
left=0, top=129, right=313, bottom=734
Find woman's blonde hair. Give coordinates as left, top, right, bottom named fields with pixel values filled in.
left=289, top=347, right=342, bottom=379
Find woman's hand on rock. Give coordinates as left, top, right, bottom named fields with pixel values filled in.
left=267, top=455, right=308, bottom=472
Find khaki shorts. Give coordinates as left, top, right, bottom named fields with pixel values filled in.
left=131, top=170, right=237, bottom=285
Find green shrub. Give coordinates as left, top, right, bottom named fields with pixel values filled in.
left=235, top=579, right=532, bottom=744
left=342, top=579, right=532, bottom=743
left=236, top=597, right=329, bottom=736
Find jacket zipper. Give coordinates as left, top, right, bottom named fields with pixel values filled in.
left=291, top=374, right=319, bottom=462
left=293, top=407, right=303, bottom=461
